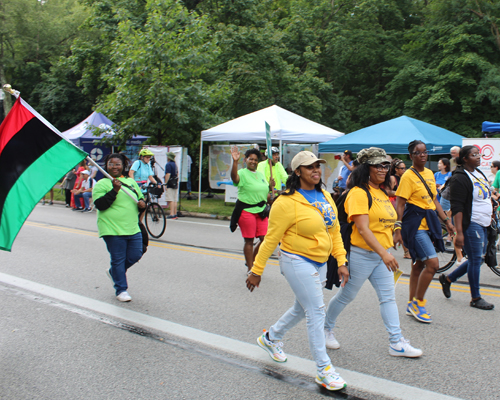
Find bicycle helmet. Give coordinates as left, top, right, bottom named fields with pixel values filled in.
left=139, top=148, right=154, bottom=157
left=265, top=147, right=280, bottom=157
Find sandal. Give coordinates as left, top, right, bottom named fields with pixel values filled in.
left=403, top=250, right=411, bottom=259
left=470, top=298, right=494, bottom=310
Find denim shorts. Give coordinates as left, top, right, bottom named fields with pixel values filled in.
left=413, top=230, right=437, bottom=261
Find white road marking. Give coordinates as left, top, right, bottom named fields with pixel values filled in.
left=0, top=272, right=463, bottom=400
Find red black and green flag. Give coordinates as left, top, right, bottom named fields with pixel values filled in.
left=0, top=97, right=87, bottom=251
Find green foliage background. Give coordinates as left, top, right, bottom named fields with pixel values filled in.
left=2, top=0, right=500, bottom=156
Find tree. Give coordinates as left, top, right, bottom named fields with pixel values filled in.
left=95, top=0, right=220, bottom=147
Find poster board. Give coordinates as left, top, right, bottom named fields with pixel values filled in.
left=208, top=144, right=256, bottom=189
left=462, top=138, right=500, bottom=181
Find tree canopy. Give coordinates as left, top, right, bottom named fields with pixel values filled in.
left=2, top=0, right=500, bottom=144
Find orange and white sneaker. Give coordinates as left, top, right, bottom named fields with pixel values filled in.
left=316, top=365, right=347, bottom=391
left=257, top=331, right=287, bottom=362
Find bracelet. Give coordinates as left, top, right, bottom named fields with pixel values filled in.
left=443, top=217, right=450, bottom=222
left=393, top=226, right=402, bottom=231
left=247, top=271, right=260, bottom=277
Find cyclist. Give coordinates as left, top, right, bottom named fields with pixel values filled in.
left=129, top=148, right=160, bottom=193
left=129, top=148, right=160, bottom=220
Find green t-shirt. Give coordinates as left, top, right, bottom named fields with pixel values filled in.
left=93, top=177, right=144, bottom=237
left=257, top=160, right=289, bottom=190
left=234, top=168, right=269, bottom=213
left=493, top=171, right=500, bottom=190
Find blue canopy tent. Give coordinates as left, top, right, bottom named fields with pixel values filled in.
left=62, top=112, right=149, bottom=178
left=482, top=121, right=500, bottom=134
left=318, top=116, right=464, bottom=154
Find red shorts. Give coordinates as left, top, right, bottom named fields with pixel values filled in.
left=239, top=210, right=268, bottom=238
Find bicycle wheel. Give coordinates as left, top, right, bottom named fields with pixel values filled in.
left=437, top=222, right=457, bottom=273
left=145, top=202, right=166, bottom=238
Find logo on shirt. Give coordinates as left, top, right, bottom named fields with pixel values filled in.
left=473, top=180, right=490, bottom=200
left=312, top=201, right=337, bottom=228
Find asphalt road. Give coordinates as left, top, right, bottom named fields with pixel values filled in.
left=1, top=204, right=500, bottom=399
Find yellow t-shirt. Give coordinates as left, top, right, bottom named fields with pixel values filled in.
left=346, top=186, right=396, bottom=251
left=395, top=168, right=437, bottom=230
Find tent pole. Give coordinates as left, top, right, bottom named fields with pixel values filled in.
left=198, top=138, right=203, bottom=207
left=279, top=140, right=282, bottom=164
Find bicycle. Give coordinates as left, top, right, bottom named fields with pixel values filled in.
left=137, top=181, right=166, bottom=238
left=436, top=220, right=500, bottom=277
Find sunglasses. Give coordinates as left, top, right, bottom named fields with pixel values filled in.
left=371, top=164, right=390, bottom=171
left=396, top=165, right=406, bottom=170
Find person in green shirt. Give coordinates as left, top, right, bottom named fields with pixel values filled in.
left=93, top=153, right=147, bottom=302
left=257, top=147, right=289, bottom=192
left=490, top=161, right=500, bottom=200
left=231, top=146, right=272, bottom=271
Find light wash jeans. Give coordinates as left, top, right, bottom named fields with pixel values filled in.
left=325, top=246, right=402, bottom=344
left=268, top=255, right=331, bottom=371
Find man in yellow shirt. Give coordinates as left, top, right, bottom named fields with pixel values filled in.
left=257, top=147, right=289, bottom=192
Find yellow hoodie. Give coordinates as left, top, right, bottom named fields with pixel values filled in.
left=251, top=189, right=347, bottom=276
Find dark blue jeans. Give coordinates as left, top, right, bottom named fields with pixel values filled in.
left=448, top=222, right=487, bottom=299
left=103, top=233, right=143, bottom=295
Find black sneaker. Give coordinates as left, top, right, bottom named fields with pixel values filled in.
left=439, top=274, right=451, bottom=298
left=470, top=298, right=494, bottom=310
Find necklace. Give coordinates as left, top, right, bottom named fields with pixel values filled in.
left=300, top=189, right=319, bottom=203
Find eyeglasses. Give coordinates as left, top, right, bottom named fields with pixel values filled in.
left=371, top=164, right=390, bottom=171
left=108, top=163, right=123, bottom=167
left=470, top=153, right=482, bottom=158
left=412, top=151, right=428, bottom=156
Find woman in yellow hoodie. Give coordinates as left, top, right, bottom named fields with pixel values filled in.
left=246, top=151, right=349, bottom=391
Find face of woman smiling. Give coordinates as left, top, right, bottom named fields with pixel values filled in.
left=108, top=157, right=124, bottom=178
left=297, top=162, right=321, bottom=190
left=245, top=154, right=259, bottom=171
left=369, top=163, right=389, bottom=185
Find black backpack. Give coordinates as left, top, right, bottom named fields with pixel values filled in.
left=326, top=185, right=379, bottom=289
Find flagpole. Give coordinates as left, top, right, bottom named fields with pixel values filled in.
left=3, top=84, right=138, bottom=203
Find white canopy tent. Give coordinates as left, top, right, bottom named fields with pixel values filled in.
left=198, top=105, right=344, bottom=206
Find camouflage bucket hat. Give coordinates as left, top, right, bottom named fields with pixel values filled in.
left=356, top=147, right=388, bottom=165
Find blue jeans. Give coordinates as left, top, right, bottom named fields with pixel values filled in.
left=268, top=255, right=331, bottom=371
left=103, top=233, right=143, bottom=295
left=448, top=222, right=487, bottom=299
left=413, top=230, right=437, bottom=261
left=325, top=246, right=402, bottom=344
left=74, top=192, right=92, bottom=209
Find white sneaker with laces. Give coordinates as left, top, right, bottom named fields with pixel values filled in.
left=389, top=337, right=422, bottom=358
left=257, top=331, right=287, bottom=362
left=325, top=329, right=340, bottom=349
left=315, top=365, right=347, bottom=391
left=116, top=291, right=132, bottom=302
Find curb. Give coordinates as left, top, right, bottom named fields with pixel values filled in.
left=44, top=200, right=230, bottom=221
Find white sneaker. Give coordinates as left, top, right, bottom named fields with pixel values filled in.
left=325, top=329, right=340, bottom=349
left=257, top=331, right=287, bottom=362
left=116, top=291, right=132, bottom=302
left=389, top=337, right=422, bottom=358
left=315, top=365, right=347, bottom=391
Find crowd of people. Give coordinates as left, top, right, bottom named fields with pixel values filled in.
left=47, top=141, right=497, bottom=392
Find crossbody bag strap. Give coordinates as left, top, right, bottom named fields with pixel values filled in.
left=120, top=180, right=140, bottom=199
left=410, top=167, right=434, bottom=201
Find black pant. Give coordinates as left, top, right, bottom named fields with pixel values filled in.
left=65, top=189, right=72, bottom=206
